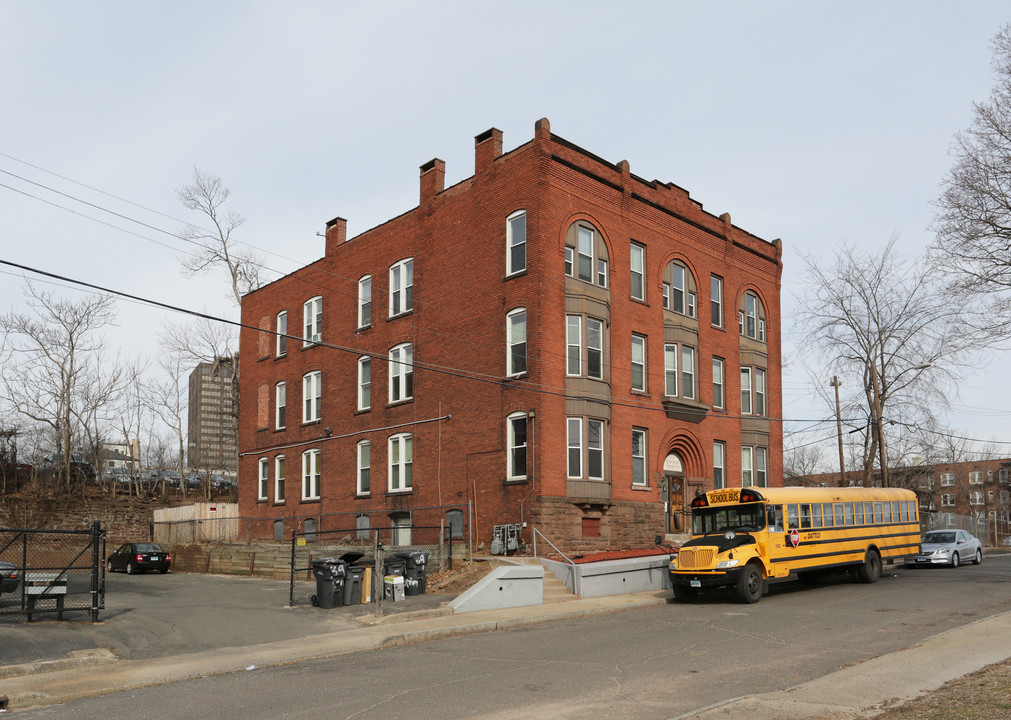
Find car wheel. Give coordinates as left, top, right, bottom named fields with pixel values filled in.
left=857, top=549, right=882, bottom=583
left=672, top=585, right=698, bottom=603
left=736, top=564, right=763, bottom=604
left=973, top=548, right=983, bottom=565
left=127, top=562, right=136, bottom=575
left=106, top=560, right=113, bottom=573
left=951, top=552, right=959, bottom=568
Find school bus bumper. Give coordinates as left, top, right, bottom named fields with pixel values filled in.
left=670, top=568, right=744, bottom=589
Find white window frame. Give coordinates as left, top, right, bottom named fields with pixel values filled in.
left=710, top=275, right=723, bottom=327
left=276, top=311, right=287, bottom=357
left=664, top=344, right=678, bottom=397
left=756, top=447, right=768, bottom=487
left=302, top=371, right=321, bottom=423
left=358, top=357, right=371, bottom=411
left=940, top=472, right=955, bottom=487
left=274, top=455, right=286, bottom=503
left=741, top=367, right=753, bottom=415
left=941, top=493, right=955, bottom=507
left=258, top=458, right=269, bottom=501
left=566, top=315, right=581, bottom=376
left=389, top=343, right=414, bottom=403
left=389, top=258, right=414, bottom=317
left=970, top=490, right=984, bottom=505
left=567, top=417, right=582, bottom=478
left=577, top=226, right=594, bottom=282
left=303, top=296, right=322, bottom=346
left=597, top=258, right=608, bottom=288
left=302, top=449, right=320, bottom=501
left=969, top=471, right=983, bottom=485
left=275, top=381, right=286, bottom=429
left=742, top=446, right=754, bottom=487
left=630, top=242, right=645, bottom=301
left=388, top=433, right=413, bottom=492
left=358, top=275, right=372, bottom=329
left=713, top=441, right=726, bottom=490
left=586, top=318, right=603, bottom=380
left=507, top=412, right=528, bottom=481
left=632, top=428, right=647, bottom=487
left=713, top=357, right=725, bottom=410
left=357, top=440, right=370, bottom=496
left=587, top=419, right=604, bottom=480
left=564, top=246, right=574, bottom=276
left=631, top=335, right=646, bottom=392
left=681, top=346, right=695, bottom=400
left=506, top=210, right=526, bottom=276
left=755, top=368, right=766, bottom=417
left=507, top=308, right=527, bottom=377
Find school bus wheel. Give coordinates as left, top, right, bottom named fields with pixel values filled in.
left=737, top=563, right=764, bottom=604
left=672, top=585, right=698, bottom=603
left=856, top=548, right=882, bottom=583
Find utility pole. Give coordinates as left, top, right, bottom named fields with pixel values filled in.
left=831, top=376, right=846, bottom=486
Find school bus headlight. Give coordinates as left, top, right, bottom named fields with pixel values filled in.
left=716, top=559, right=740, bottom=569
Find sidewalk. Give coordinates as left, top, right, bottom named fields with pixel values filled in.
left=2, top=589, right=1010, bottom=716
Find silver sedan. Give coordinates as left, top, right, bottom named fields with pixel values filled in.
left=911, top=529, right=983, bottom=567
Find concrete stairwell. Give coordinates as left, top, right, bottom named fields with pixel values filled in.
left=503, top=556, right=576, bottom=603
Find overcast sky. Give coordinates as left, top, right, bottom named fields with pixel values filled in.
left=2, top=2, right=1010, bottom=467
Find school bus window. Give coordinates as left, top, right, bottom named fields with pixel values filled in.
left=872, top=502, right=882, bottom=524
left=692, top=504, right=765, bottom=535
left=800, top=503, right=812, bottom=529
left=833, top=503, right=844, bottom=526
left=767, top=505, right=783, bottom=532
left=787, top=504, right=799, bottom=530
left=843, top=502, right=854, bottom=525
left=812, top=503, right=823, bottom=527
left=891, top=501, right=900, bottom=522
left=865, top=502, right=874, bottom=524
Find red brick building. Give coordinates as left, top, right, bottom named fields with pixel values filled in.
left=237, top=119, right=783, bottom=554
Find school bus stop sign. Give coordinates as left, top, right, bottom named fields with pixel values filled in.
left=790, top=529, right=800, bottom=547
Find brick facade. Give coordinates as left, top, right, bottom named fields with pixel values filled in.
left=237, top=119, right=783, bottom=555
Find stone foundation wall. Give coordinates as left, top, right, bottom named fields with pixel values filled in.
left=528, top=496, right=665, bottom=556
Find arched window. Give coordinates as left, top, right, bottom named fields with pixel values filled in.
left=564, top=221, right=608, bottom=288
left=663, top=261, right=697, bottom=318
left=738, top=291, right=766, bottom=341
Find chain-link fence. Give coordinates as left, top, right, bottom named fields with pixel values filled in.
left=923, top=512, right=1011, bottom=547
left=0, top=522, right=105, bottom=622
left=289, top=525, right=451, bottom=607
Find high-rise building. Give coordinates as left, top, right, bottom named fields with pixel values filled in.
left=187, top=358, right=238, bottom=478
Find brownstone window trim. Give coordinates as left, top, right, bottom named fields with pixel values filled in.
left=504, top=269, right=528, bottom=281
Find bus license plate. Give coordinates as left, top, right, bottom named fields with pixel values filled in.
left=690, top=580, right=701, bottom=588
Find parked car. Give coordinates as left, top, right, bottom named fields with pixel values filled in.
left=101, top=466, right=135, bottom=484
left=148, top=470, right=182, bottom=487
left=0, top=560, right=20, bottom=593
left=910, top=530, right=983, bottom=567
left=107, top=543, right=171, bottom=574
left=40, top=453, right=97, bottom=482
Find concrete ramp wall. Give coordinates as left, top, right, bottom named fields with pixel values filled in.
left=448, top=565, right=544, bottom=614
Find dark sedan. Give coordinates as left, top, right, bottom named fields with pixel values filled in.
left=0, top=560, right=20, bottom=593
left=107, top=543, right=171, bottom=574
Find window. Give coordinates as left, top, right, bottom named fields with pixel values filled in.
left=712, top=358, right=725, bottom=410
left=630, top=243, right=645, bottom=300
left=970, top=491, right=984, bottom=505
left=276, top=311, right=287, bottom=356
left=755, top=368, right=766, bottom=416
left=756, top=447, right=768, bottom=487
left=356, top=514, right=370, bottom=540
left=388, top=433, right=413, bottom=492
left=566, top=315, right=581, bottom=375
left=275, top=455, right=285, bottom=503
left=741, top=367, right=753, bottom=415
left=275, top=382, right=286, bottom=429
left=662, top=283, right=670, bottom=310
left=631, top=335, right=646, bottom=392
left=446, top=509, right=463, bottom=539
left=632, top=428, right=647, bottom=486
left=357, top=441, right=370, bottom=495
left=739, top=291, right=766, bottom=341
left=681, top=346, right=695, bottom=400
left=302, top=449, right=320, bottom=501
left=564, top=247, right=573, bottom=276
left=941, top=494, right=955, bottom=507
left=358, top=276, right=372, bottom=328
left=940, top=473, right=955, bottom=487
left=713, top=441, right=726, bottom=490
left=507, top=210, right=526, bottom=275
left=566, top=223, right=608, bottom=288
left=302, top=371, right=321, bottom=423
left=587, top=319, right=603, bottom=379
left=665, top=262, right=696, bottom=318
left=742, top=447, right=754, bottom=487
left=258, top=458, right=268, bottom=501
left=577, top=226, right=594, bottom=282
left=664, top=344, right=678, bottom=396
left=389, top=344, right=414, bottom=403
left=392, top=514, right=412, bottom=546
left=597, top=258, right=608, bottom=287
left=969, top=471, right=983, bottom=485
left=358, top=357, right=371, bottom=411
left=303, top=296, right=322, bottom=346
left=567, top=417, right=582, bottom=478
left=507, top=309, right=527, bottom=376
left=507, top=413, right=528, bottom=481
left=389, top=258, right=414, bottom=316
left=710, top=275, right=723, bottom=327
left=587, top=419, right=604, bottom=479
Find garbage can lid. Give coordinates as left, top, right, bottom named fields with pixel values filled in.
left=340, top=552, right=365, bottom=564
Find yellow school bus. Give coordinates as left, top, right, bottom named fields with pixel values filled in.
left=668, top=486, right=920, bottom=603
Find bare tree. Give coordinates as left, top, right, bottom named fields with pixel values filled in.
left=177, top=167, right=262, bottom=307
left=796, top=238, right=978, bottom=486
left=932, top=23, right=1011, bottom=341
left=146, top=346, right=190, bottom=498
left=783, top=443, right=825, bottom=486
left=0, top=283, right=117, bottom=490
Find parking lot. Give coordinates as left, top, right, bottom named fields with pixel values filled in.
left=2, top=569, right=447, bottom=667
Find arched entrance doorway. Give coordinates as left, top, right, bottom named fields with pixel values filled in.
left=663, top=453, right=685, bottom=533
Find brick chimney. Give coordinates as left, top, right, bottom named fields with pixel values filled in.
left=420, top=158, right=445, bottom=205
left=474, top=128, right=503, bottom=175
left=325, top=216, right=347, bottom=256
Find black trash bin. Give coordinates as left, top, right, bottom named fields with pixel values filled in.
left=383, top=556, right=407, bottom=580
left=343, top=565, right=366, bottom=605
left=396, top=551, right=429, bottom=595
left=311, top=558, right=347, bottom=609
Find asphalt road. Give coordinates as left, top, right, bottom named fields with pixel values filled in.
left=12, top=556, right=1011, bottom=720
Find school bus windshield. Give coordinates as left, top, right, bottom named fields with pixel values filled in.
left=692, top=503, right=766, bottom=535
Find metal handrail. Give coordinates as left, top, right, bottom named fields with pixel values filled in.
left=531, top=527, right=577, bottom=591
